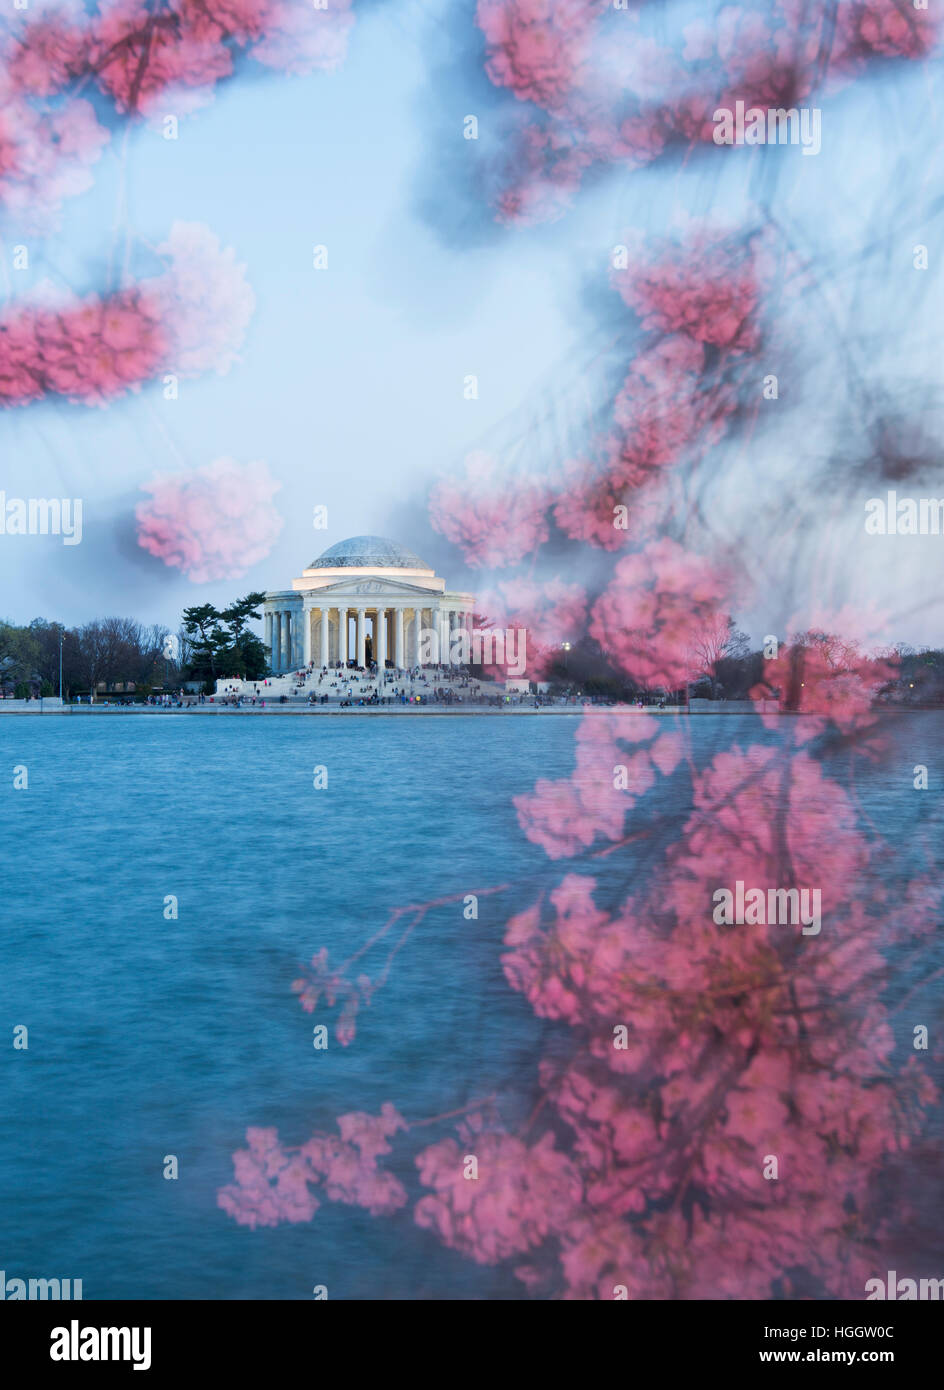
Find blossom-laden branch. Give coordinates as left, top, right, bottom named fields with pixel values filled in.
left=474, top=0, right=940, bottom=225
left=0, top=220, right=253, bottom=407
left=0, top=0, right=355, bottom=226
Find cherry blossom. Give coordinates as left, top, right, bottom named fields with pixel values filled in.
left=512, top=711, right=683, bottom=858
left=472, top=577, right=587, bottom=678
left=135, top=456, right=283, bottom=581
left=474, top=1, right=942, bottom=224
left=0, top=285, right=167, bottom=406
left=476, top=0, right=609, bottom=112
left=218, top=1104, right=408, bottom=1229
left=414, top=1129, right=581, bottom=1264
left=590, top=539, right=736, bottom=690
left=0, top=0, right=357, bottom=229
left=0, top=223, right=254, bottom=407
left=147, top=221, right=256, bottom=376
left=429, top=451, right=551, bottom=568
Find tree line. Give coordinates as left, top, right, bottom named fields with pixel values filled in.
left=4, top=596, right=943, bottom=704
left=0, top=594, right=267, bottom=699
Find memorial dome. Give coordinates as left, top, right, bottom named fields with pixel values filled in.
left=309, top=535, right=430, bottom=570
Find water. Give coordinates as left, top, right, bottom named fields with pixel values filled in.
left=1, top=713, right=942, bottom=1299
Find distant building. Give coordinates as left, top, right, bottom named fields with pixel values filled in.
left=263, top=535, right=474, bottom=671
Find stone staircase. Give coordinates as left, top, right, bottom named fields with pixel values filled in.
left=214, top=668, right=494, bottom=703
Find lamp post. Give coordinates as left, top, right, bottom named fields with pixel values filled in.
left=59, top=628, right=63, bottom=703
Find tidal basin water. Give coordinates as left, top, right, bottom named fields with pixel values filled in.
left=1, top=713, right=942, bottom=1299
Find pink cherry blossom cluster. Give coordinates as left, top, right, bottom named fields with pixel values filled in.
left=590, top=539, right=737, bottom=690
left=0, top=220, right=253, bottom=408
left=148, top=221, right=257, bottom=376
left=553, top=228, right=773, bottom=555
left=135, top=455, right=283, bottom=582
left=0, top=1, right=355, bottom=226
left=751, top=631, right=900, bottom=743
left=476, top=0, right=611, bottom=112
left=493, top=743, right=937, bottom=1296
left=512, top=710, right=684, bottom=860
left=0, top=86, right=109, bottom=230
left=291, top=946, right=373, bottom=1047
left=415, top=1127, right=582, bottom=1264
left=218, top=1103, right=407, bottom=1229
left=475, top=1, right=940, bottom=224
left=470, top=577, right=587, bottom=679
left=0, top=283, right=166, bottom=406
left=429, top=450, right=552, bottom=569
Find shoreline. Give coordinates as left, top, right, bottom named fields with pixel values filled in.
left=1, top=704, right=941, bottom=717
left=0, top=703, right=671, bottom=716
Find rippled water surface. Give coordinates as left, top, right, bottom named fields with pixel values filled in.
left=1, top=713, right=941, bottom=1298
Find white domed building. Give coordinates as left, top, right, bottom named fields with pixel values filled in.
left=263, top=536, right=475, bottom=672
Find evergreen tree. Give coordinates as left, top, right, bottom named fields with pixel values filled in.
left=182, top=594, right=268, bottom=684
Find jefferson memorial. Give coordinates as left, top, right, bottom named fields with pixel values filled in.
left=263, top=536, right=475, bottom=672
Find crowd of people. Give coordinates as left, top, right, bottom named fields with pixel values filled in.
left=295, top=660, right=489, bottom=707
left=70, top=662, right=672, bottom=710
left=209, top=662, right=660, bottom=710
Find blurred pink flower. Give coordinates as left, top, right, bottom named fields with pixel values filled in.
left=430, top=451, right=550, bottom=568
left=251, top=0, right=354, bottom=74
left=415, top=1128, right=581, bottom=1263
left=590, top=539, right=734, bottom=690
left=135, top=456, right=283, bottom=581
left=149, top=221, right=255, bottom=375
left=0, top=285, right=167, bottom=406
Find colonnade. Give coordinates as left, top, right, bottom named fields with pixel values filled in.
left=265, top=604, right=474, bottom=674
left=264, top=609, right=300, bottom=673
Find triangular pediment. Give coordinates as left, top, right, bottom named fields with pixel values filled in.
left=296, top=576, right=442, bottom=598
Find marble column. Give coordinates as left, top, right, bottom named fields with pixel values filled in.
left=395, top=608, right=404, bottom=669
left=414, top=607, right=425, bottom=666
left=319, top=608, right=329, bottom=667
left=336, top=607, right=346, bottom=665
left=271, top=612, right=281, bottom=672
left=281, top=611, right=291, bottom=670
left=377, top=608, right=387, bottom=670
left=357, top=609, right=367, bottom=668
left=303, top=607, right=312, bottom=666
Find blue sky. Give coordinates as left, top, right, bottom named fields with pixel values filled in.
left=2, top=2, right=586, bottom=627
left=2, top=0, right=943, bottom=649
